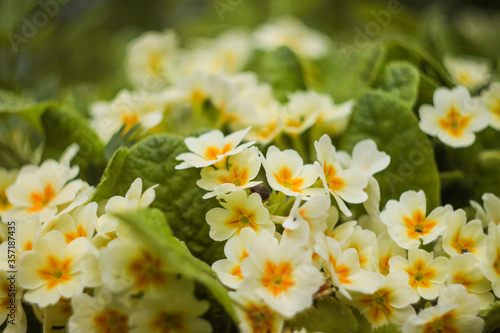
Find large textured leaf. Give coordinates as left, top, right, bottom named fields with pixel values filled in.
left=41, top=105, right=106, bottom=185
left=340, top=90, right=440, bottom=209
left=378, top=61, right=420, bottom=108
left=115, top=208, right=237, bottom=323
left=287, top=297, right=359, bottom=333
left=91, top=134, right=223, bottom=264
left=479, top=300, right=500, bottom=333
left=255, top=46, right=306, bottom=102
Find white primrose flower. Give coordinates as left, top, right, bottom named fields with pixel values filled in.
left=230, top=290, right=285, bottom=333
left=0, top=168, right=18, bottom=219
left=175, top=127, right=254, bottom=169
left=442, top=209, right=486, bottom=260
left=314, top=134, right=369, bottom=216
left=380, top=190, right=450, bottom=249
left=444, top=56, right=491, bottom=91
left=314, top=233, right=384, bottom=300
left=470, top=193, right=500, bottom=227
left=418, top=86, right=489, bottom=148
left=340, top=226, right=377, bottom=271
left=42, top=202, right=97, bottom=244
left=281, top=194, right=330, bottom=248
left=336, top=139, right=391, bottom=217
left=96, top=178, right=158, bottom=235
left=69, top=288, right=133, bottom=333
left=125, top=30, right=179, bottom=89
left=481, top=82, right=500, bottom=130
left=212, top=227, right=258, bottom=289
left=402, top=284, right=484, bottom=333
left=197, top=146, right=262, bottom=199
left=372, top=232, right=406, bottom=276
left=206, top=190, right=274, bottom=241
left=182, top=30, right=253, bottom=76
left=129, top=289, right=211, bottom=333
left=479, top=222, right=500, bottom=297
left=347, top=270, right=419, bottom=328
left=446, top=253, right=493, bottom=310
left=253, top=16, right=329, bottom=60
left=17, top=230, right=94, bottom=307
left=0, top=270, right=27, bottom=333
left=99, top=237, right=170, bottom=294
left=261, top=146, right=320, bottom=198
left=239, top=230, right=324, bottom=318
left=389, top=246, right=448, bottom=300
left=282, top=91, right=322, bottom=134
left=318, top=99, right=355, bottom=136
left=5, top=158, right=84, bottom=223
left=90, top=89, right=165, bottom=142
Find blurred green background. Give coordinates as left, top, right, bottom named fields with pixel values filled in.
left=0, top=0, right=499, bottom=111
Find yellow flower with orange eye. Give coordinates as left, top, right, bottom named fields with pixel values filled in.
left=442, top=209, right=487, bottom=260
left=380, top=190, right=451, bottom=249
left=389, top=247, right=448, bottom=300
left=419, top=86, right=489, bottom=148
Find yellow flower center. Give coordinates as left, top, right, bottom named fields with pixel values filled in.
left=151, top=312, right=184, bottom=332
left=29, top=183, right=56, bottom=212
left=205, top=143, right=232, bottom=161
left=147, top=52, right=163, bottom=75
left=438, top=106, right=471, bottom=138
left=423, top=312, right=457, bottom=333
left=403, top=210, right=437, bottom=239
left=121, top=112, right=140, bottom=132
left=37, top=255, right=72, bottom=289
left=274, top=167, right=304, bottom=192
left=261, top=261, right=295, bottom=296
left=218, top=165, right=248, bottom=187
left=93, top=309, right=129, bottom=333
left=406, top=260, right=435, bottom=289
left=246, top=304, right=276, bottom=333
left=127, top=250, right=166, bottom=291
left=323, top=164, right=345, bottom=192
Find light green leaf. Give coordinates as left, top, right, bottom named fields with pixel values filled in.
left=378, top=61, right=420, bottom=108
left=91, top=134, right=222, bottom=264
left=340, top=90, right=440, bottom=209
left=287, top=297, right=359, bottom=333
left=115, top=208, right=238, bottom=323
left=479, top=301, right=500, bottom=333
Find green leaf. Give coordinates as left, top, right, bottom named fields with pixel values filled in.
left=378, top=61, right=420, bottom=108
left=115, top=208, right=238, bottom=323
left=340, top=90, right=440, bottom=209
left=0, top=89, right=35, bottom=113
left=40, top=105, right=106, bottom=185
left=479, top=301, right=500, bottom=333
left=91, top=134, right=223, bottom=264
left=373, top=324, right=400, bottom=333
left=287, top=297, right=359, bottom=333
left=255, top=46, right=306, bottom=102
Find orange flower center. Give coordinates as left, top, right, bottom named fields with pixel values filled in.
left=218, top=165, right=249, bottom=187
left=422, top=312, right=458, bottom=333
left=93, top=309, right=129, bottom=333
left=274, top=167, right=304, bottom=192
left=403, top=210, right=437, bottom=239
left=37, top=255, right=72, bottom=289
left=65, top=225, right=88, bottom=243
left=261, top=261, right=295, bottom=296
left=405, top=259, right=436, bottom=289
left=127, top=250, right=166, bottom=291
left=121, top=113, right=140, bottom=132
left=205, top=143, right=232, bottom=160
left=225, top=205, right=258, bottom=233
left=150, top=311, right=184, bottom=332
left=358, top=288, right=393, bottom=324
left=246, top=304, right=276, bottom=333
left=29, top=183, right=56, bottom=212
left=438, top=106, right=471, bottom=138
left=324, top=164, right=344, bottom=192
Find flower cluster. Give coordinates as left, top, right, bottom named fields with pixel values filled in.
left=0, top=149, right=211, bottom=332
left=178, top=126, right=499, bottom=332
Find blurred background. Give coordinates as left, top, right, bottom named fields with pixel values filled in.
left=0, top=0, right=499, bottom=112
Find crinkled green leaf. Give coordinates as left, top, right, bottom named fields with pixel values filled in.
left=115, top=208, right=238, bottom=323
left=91, top=134, right=223, bottom=264
left=287, top=297, right=359, bottom=333
left=255, top=46, right=306, bottom=102
left=340, top=90, right=440, bottom=209
left=41, top=105, right=106, bottom=185
left=479, top=300, right=500, bottom=333
left=378, top=61, right=420, bottom=108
